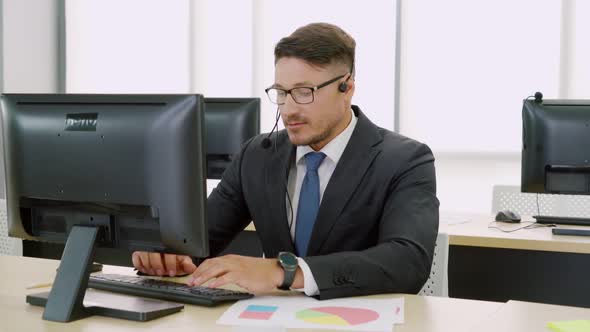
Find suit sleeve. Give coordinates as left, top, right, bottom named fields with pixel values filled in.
left=205, top=138, right=254, bottom=257
left=303, top=144, right=439, bottom=299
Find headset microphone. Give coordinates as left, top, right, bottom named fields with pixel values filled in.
left=261, top=136, right=272, bottom=149
left=261, top=107, right=281, bottom=149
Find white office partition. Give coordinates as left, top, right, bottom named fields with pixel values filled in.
left=65, top=0, right=191, bottom=93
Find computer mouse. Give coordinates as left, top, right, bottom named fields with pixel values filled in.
left=495, top=210, right=521, bottom=223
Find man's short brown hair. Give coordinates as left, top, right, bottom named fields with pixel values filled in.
left=274, top=23, right=355, bottom=75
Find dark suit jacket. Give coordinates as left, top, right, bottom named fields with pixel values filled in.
left=206, top=105, right=439, bottom=299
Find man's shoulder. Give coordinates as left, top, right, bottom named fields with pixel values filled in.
left=373, top=126, right=434, bottom=161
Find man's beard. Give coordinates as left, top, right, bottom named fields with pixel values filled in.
left=286, top=122, right=335, bottom=147
left=298, top=128, right=332, bottom=146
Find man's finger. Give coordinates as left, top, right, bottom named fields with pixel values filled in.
left=138, top=252, right=151, bottom=273
left=149, top=252, right=165, bottom=275
left=192, top=257, right=213, bottom=277
left=188, top=263, right=228, bottom=286
left=131, top=252, right=143, bottom=271
left=163, top=254, right=177, bottom=277
left=179, top=256, right=197, bottom=274
left=208, top=272, right=236, bottom=289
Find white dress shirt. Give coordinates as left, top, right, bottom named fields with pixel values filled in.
left=286, top=108, right=358, bottom=296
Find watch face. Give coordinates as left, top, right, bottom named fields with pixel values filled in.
left=279, top=252, right=297, bottom=267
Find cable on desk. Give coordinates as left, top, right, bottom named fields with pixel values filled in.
left=488, top=221, right=556, bottom=233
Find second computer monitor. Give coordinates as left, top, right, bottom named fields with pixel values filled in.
left=205, top=98, right=260, bottom=179
left=521, top=98, right=590, bottom=194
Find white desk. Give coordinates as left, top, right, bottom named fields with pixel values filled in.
left=473, top=300, right=590, bottom=332
left=441, top=212, right=590, bottom=254
left=440, top=212, right=590, bottom=308
left=0, top=255, right=503, bottom=332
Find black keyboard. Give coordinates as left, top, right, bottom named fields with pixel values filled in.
left=533, top=215, right=590, bottom=226
left=88, top=274, right=253, bottom=307
left=552, top=228, right=590, bottom=236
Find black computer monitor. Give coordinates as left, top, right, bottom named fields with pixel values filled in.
left=18, top=97, right=261, bottom=263
left=204, top=98, right=260, bottom=179
left=0, top=94, right=208, bottom=322
left=521, top=98, right=590, bottom=195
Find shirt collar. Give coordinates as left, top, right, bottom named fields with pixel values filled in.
left=296, top=107, right=358, bottom=165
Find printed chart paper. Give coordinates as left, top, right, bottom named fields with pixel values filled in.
left=217, top=295, right=404, bottom=331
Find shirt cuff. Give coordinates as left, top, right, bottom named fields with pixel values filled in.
left=293, top=257, right=320, bottom=296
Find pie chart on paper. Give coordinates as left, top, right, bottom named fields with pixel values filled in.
left=296, top=306, right=379, bottom=326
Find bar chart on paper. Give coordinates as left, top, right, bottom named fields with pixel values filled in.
left=239, top=305, right=278, bottom=320
left=296, top=306, right=379, bottom=326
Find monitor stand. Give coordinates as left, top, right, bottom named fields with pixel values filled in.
left=26, top=225, right=183, bottom=322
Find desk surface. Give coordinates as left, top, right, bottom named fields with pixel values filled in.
left=441, top=213, right=590, bottom=254
left=473, top=300, right=590, bottom=332
left=0, top=255, right=503, bottom=332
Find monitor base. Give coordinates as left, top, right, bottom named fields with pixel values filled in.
left=30, top=225, right=182, bottom=322
left=27, top=290, right=183, bottom=322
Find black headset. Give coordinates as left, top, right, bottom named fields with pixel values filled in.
left=338, top=59, right=355, bottom=93
left=338, top=80, right=348, bottom=93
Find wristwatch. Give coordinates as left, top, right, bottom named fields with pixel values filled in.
left=277, top=251, right=298, bottom=290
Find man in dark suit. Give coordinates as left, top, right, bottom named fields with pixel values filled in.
left=133, top=22, right=439, bottom=299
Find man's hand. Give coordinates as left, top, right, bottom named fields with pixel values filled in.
left=132, top=251, right=197, bottom=277
left=187, top=254, right=286, bottom=294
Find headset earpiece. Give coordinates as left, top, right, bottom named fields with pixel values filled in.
left=338, top=82, right=347, bottom=93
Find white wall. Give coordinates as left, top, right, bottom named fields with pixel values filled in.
left=567, top=0, right=590, bottom=99
left=190, top=0, right=253, bottom=97
left=398, top=0, right=586, bottom=214
left=400, top=0, right=561, bottom=154
left=1, top=0, right=60, bottom=93
left=1, top=0, right=62, bottom=199
left=66, top=0, right=190, bottom=93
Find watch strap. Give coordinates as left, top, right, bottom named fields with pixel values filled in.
left=278, top=253, right=297, bottom=290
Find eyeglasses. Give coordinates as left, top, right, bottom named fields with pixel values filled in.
left=265, top=74, right=348, bottom=105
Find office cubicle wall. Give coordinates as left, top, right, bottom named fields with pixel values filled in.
left=0, top=0, right=64, bottom=198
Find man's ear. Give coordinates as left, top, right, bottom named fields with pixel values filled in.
left=343, top=76, right=355, bottom=102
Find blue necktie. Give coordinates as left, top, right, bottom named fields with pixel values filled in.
left=295, top=152, right=326, bottom=256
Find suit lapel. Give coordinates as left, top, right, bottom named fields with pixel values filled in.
left=265, top=135, right=296, bottom=253
left=306, top=107, right=383, bottom=256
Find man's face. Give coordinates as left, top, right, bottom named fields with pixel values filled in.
left=273, top=57, right=353, bottom=150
